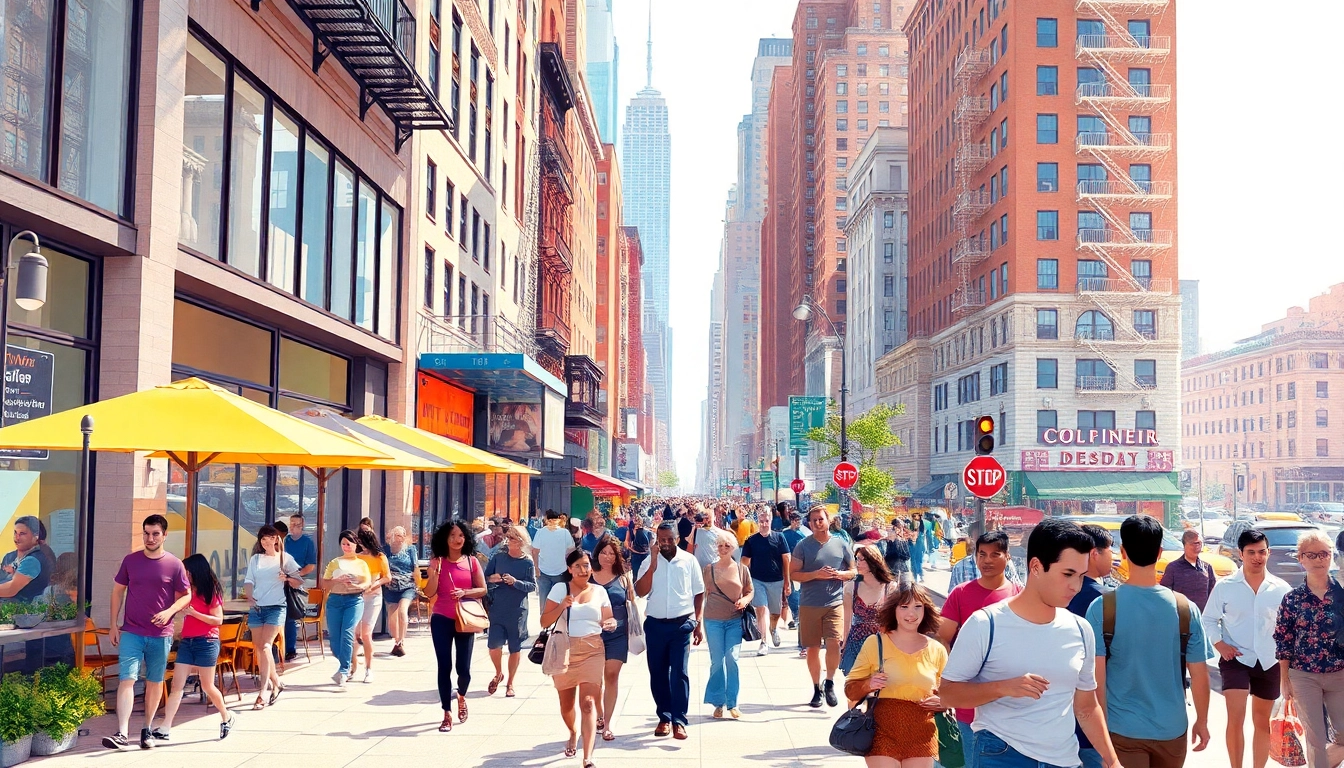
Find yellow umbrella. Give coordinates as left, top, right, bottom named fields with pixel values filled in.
left=356, top=414, right=538, bottom=475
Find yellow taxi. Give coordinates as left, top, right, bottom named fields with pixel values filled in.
left=1083, top=517, right=1237, bottom=582
left=1255, top=512, right=1304, bottom=522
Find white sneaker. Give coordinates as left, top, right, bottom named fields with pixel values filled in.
left=332, top=671, right=346, bottom=688
left=757, top=643, right=769, bottom=657
left=771, top=630, right=781, bottom=647
left=363, top=670, right=374, bottom=684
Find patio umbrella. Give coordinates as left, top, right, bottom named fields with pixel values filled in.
left=355, top=415, right=538, bottom=475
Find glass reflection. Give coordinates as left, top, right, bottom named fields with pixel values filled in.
left=179, top=38, right=227, bottom=258
left=228, top=77, right=266, bottom=277
left=267, top=110, right=300, bottom=292
left=330, top=162, right=355, bottom=319
left=300, top=139, right=330, bottom=307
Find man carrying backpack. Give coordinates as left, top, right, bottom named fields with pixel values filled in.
left=1084, top=515, right=1214, bottom=767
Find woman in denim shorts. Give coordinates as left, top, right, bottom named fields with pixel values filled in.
left=244, top=525, right=301, bottom=710
left=383, top=526, right=419, bottom=658
left=155, top=554, right=236, bottom=740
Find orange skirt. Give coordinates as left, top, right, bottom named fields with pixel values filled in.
left=870, top=698, right=938, bottom=760
left=552, top=634, right=604, bottom=691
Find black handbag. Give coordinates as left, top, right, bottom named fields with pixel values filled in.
left=710, top=564, right=761, bottom=642
left=529, top=608, right=568, bottom=665
left=829, top=639, right=883, bottom=756
left=284, top=580, right=309, bottom=621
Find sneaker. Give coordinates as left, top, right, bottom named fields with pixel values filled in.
left=332, top=670, right=346, bottom=688
left=284, top=652, right=298, bottom=662
left=757, top=643, right=769, bottom=657
left=363, top=669, right=374, bottom=683
left=102, top=733, right=129, bottom=750
left=809, top=686, right=824, bottom=708
left=787, top=620, right=798, bottom=630
left=139, top=728, right=155, bottom=750
left=771, top=630, right=781, bottom=647
left=220, top=715, right=235, bottom=740
left=151, top=728, right=170, bottom=741
left=823, top=679, right=838, bottom=707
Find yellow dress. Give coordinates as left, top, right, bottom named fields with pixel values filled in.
left=847, top=633, right=948, bottom=759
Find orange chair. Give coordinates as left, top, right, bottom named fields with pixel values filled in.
left=72, top=618, right=118, bottom=696
left=413, top=569, right=432, bottom=627
left=214, top=619, right=244, bottom=703
left=300, top=587, right=326, bottom=661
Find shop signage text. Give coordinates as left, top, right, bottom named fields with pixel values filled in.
left=1039, top=428, right=1160, bottom=447
left=1021, top=449, right=1175, bottom=473
left=417, top=373, right=475, bottom=444
left=2, top=345, right=55, bottom=460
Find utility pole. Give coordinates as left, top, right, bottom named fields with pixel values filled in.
left=773, top=439, right=781, bottom=506
left=794, top=448, right=802, bottom=509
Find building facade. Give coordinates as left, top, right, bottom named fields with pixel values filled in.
left=760, top=64, right=805, bottom=415
left=874, top=339, right=933, bottom=492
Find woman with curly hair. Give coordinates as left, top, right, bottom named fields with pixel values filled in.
left=425, top=520, right=487, bottom=732
left=589, top=535, right=632, bottom=740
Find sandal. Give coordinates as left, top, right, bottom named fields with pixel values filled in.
left=268, top=683, right=285, bottom=706
left=458, top=697, right=469, bottom=724
left=584, top=761, right=596, bottom=768
left=252, top=695, right=266, bottom=711
left=596, top=714, right=605, bottom=730
left=487, top=674, right=504, bottom=696
left=505, top=685, right=516, bottom=698
left=602, top=728, right=615, bottom=742
left=564, top=732, right=578, bottom=758
left=438, top=712, right=453, bottom=733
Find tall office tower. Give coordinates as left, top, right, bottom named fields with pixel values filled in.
left=903, top=0, right=1180, bottom=510
left=585, top=0, right=620, bottom=143
left=1180, top=279, right=1199, bottom=360
left=760, top=63, right=803, bottom=414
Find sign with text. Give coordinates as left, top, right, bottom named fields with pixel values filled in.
left=1020, top=449, right=1175, bottom=473
left=1, top=345, right=55, bottom=460
left=790, top=478, right=806, bottom=494
left=788, top=396, right=827, bottom=449
left=417, top=373, right=475, bottom=444
left=833, top=461, right=859, bottom=490
left=1038, top=428, right=1160, bottom=447
left=963, top=455, right=1007, bottom=499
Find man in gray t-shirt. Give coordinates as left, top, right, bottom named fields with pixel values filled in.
left=791, top=507, right=856, bottom=708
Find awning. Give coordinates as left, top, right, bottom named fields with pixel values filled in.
left=355, top=415, right=537, bottom=474
left=1022, top=472, right=1182, bottom=501
left=574, top=469, right=635, bottom=498
left=909, top=478, right=953, bottom=502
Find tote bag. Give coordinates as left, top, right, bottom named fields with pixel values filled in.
left=623, top=573, right=646, bottom=656
left=541, top=609, right=572, bottom=676
left=829, top=638, right=883, bottom=756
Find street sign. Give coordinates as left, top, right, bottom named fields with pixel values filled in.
left=833, top=461, right=859, bottom=490
left=790, top=478, right=806, bottom=494
left=943, top=482, right=958, bottom=500
left=788, top=396, right=827, bottom=449
left=963, top=456, right=1007, bottom=499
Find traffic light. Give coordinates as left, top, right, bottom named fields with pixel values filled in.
left=974, top=415, right=996, bottom=455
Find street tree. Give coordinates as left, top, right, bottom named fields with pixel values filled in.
left=806, top=401, right=905, bottom=506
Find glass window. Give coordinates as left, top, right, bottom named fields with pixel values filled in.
left=180, top=38, right=228, bottom=259
left=1136, top=410, right=1156, bottom=431
left=1036, top=308, right=1058, bottom=338
left=1037, top=18, right=1057, bottom=46
left=1037, top=66, right=1058, bottom=96
left=354, top=180, right=377, bottom=330
left=1036, top=211, right=1059, bottom=240
left=330, top=162, right=356, bottom=319
left=1076, top=310, right=1114, bottom=340
left=1037, top=163, right=1058, bottom=192
left=1037, top=114, right=1058, bottom=144
left=377, top=199, right=399, bottom=340
left=227, top=77, right=266, bottom=277
left=300, top=138, right=330, bottom=307
left=1135, top=359, right=1157, bottom=388
left=6, top=243, right=90, bottom=339
left=1037, top=359, right=1058, bottom=388
left=1037, top=410, right=1057, bottom=441
left=0, top=0, right=53, bottom=181
left=1134, top=309, right=1156, bottom=338
left=267, top=110, right=300, bottom=292
left=280, top=337, right=348, bottom=404
left=57, top=0, right=134, bottom=212
left=171, top=300, right=272, bottom=385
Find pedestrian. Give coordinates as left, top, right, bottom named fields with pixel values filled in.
left=1274, top=530, right=1344, bottom=768
left=153, top=554, right=235, bottom=741
left=350, top=528, right=390, bottom=683
left=733, top=510, right=758, bottom=547
left=703, top=535, right=753, bottom=719
left=792, top=506, right=857, bottom=709
left=541, top=549, right=616, bottom=767
left=910, top=516, right=927, bottom=582
left=740, top=511, right=791, bottom=655
left=532, top=509, right=576, bottom=611
left=484, top=524, right=535, bottom=699
left=243, top=524, right=302, bottom=707
left=1160, top=528, right=1218, bottom=610
left=425, top=519, right=488, bottom=732
left=840, top=546, right=896, bottom=680
left=780, top=510, right=807, bottom=630
left=843, top=583, right=948, bottom=767
left=580, top=518, right=601, bottom=555
left=634, top=521, right=705, bottom=740
left=1203, top=528, right=1290, bottom=768
left=1067, top=523, right=1116, bottom=768
left=691, top=512, right=725, bottom=569
left=383, top=525, right=418, bottom=658
left=588, top=535, right=632, bottom=741
left=940, top=518, right=1122, bottom=768
left=623, top=514, right=652, bottom=578
left=676, top=506, right=695, bottom=551
left=1084, top=515, right=1214, bottom=767
left=322, top=530, right=370, bottom=690
left=282, top=513, right=317, bottom=662
left=101, top=515, right=191, bottom=751
left=0, top=516, right=49, bottom=602
left=879, top=519, right=913, bottom=589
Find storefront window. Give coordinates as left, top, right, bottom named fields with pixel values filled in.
left=267, top=110, right=300, bottom=292
left=228, top=76, right=266, bottom=278
left=171, top=300, right=272, bottom=386
left=300, top=139, right=330, bottom=307
left=181, top=38, right=227, bottom=259
left=279, top=338, right=348, bottom=405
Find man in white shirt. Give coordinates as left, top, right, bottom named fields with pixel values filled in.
left=635, top=521, right=705, bottom=740
left=531, top=509, right=575, bottom=609
left=1202, top=528, right=1291, bottom=768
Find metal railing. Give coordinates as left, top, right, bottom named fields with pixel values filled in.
left=951, top=288, right=986, bottom=313
left=1076, top=131, right=1172, bottom=152
left=1076, top=82, right=1173, bottom=104
left=952, top=237, right=988, bottom=266
left=536, top=307, right=571, bottom=348
left=418, top=313, right=540, bottom=357
left=1076, top=277, right=1174, bottom=294
left=1076, top=375, right=1118, bottom=392
left=1076, top=35, right=1172, bottom=55
left=1075, top=327, right=1118, bottom=341
left=1076, top=179, right=1173, bottom=199
left=953, top=96, right=991, bottom=125
left=1077, top=0, right=1169, bottom=9
left=365, top=0, right=417, bottom=62
left=953, top=46, right=992, bottom=81
left=953, top=190, right=991, bottom=217
left=1077, top=228, right=1174, bottom=247
left=956, top=142, right=992, bottom=172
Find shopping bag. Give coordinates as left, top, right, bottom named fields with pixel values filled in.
left=935, top=710, right=965, bottom=768
left=1270, top=698, right=1307, bottom=767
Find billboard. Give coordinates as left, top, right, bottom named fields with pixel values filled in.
left=488, top=400, right=542, bottom=454
left=417, top=373, right=475, bottom=443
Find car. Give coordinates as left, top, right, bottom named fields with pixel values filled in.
left=1181, top=510, right=1231, bottom=541
left=1078, top=517, right=1237, bottom=582
left=1297, top=502, right=1344, bottom=525
left=1256, top=511, right=1305, bottom=523
left=1218, top=520, right=1331, bottom=586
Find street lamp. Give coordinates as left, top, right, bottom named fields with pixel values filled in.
left=793, top=295, right=848, bottom=508
left=1, top=231, right=49, bottom=424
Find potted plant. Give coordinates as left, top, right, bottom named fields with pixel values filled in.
left=11, top=602, right=44, bottom=630
left=0, top=672, right=36, bottom=766
left=30, top=664, right=103, bottom=756
left=0, top=602, right=17, bottom=632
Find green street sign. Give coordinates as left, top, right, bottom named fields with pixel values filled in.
left=762, top=472, right=776, bottom=491
left=789, top=395, right=827, bottom=449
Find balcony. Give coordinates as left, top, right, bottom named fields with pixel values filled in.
left=953, top=96, right=990, bottom=127
left=535, top=306, right=571, bottom=356
left=952, top=237, right=988, bottom=267
left=953, top=46, right=992, bottom=83
left=1076, top=81, right=1172, bottom=110
left=953, top=190, right=991, bottom=221
left=1076, top=131, right=1172, bottom=156
left=540, top=227, right=574, bottom=274
left=1075, top=0, right=1170, bottom=13
left=956, top=142, right=991, bottom=174
left=950, top=288, right=986, bottom=313
left=286, top=0, right=449, bottom=151
left=565, top=355, right=606, bottom=430
left=1075, top=179, right=1173, bottom=203
left=1076, top=277, right=1174, bottom=295
left=418, top=313, right=540, bottom=357
left=1076, top=375, right=1118, bottom=392
left=540, top=135, right=574, bottom=202
left=1077, top=227, right=1173, bottom=251
left=1076, top=35, right=1172, bottom=62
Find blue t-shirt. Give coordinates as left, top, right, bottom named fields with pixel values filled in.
left=285, top=534, right=317, bottom=574
left=1068, top=575, right=1106, bottom=617
left=781, top=527, right=808, bottom=555
left=0, top=550, right=47, bottom=602
left=1084, top=584, right=1213, bottom=741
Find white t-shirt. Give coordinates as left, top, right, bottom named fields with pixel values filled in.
left=534, top=526, right=575, bottom=576
left=244, top=551, right=301, bottom=608
left=941, top=600, right=1097, bottom=767
left=547, top=582, right=611, bottom=637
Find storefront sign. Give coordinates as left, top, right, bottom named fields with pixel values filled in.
left=1, top=345, right=55, bottom=460
left=1021, top=449, right=1174, bottom=472
left=1039, top=428, right=1160, bottom=447
left=489, top=399, right=543, bottom=453
left=417, top=373, right=475, bottom=444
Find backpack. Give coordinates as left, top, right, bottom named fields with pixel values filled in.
left=1101, top=589, right=1191, bottom=686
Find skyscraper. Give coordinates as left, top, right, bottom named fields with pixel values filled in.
left=1180, top=279, right=1200, bottom=360
left=585, top=0, right=620, bottom=143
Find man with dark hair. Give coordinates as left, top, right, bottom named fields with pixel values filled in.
left=282, top=513, right=317, bottom=661
left=1085, top=515, right=1213, bottom=768
left=741, top=512, right=790, bottom=654
left=792, top=506, right=856, bottom=708
left=1160, top=527, right=1217, bottom=611
left=1202, top=527, right=1289, bottom=768
left=947, top=530, right=1023, bottom=591
left=779, top=511, right=807, bottom=631
left=1068, top=523, right=1116, bottom=768
left=942, top=518, right=1121, bottom=768
left=530, top=509, right=575, bottom=607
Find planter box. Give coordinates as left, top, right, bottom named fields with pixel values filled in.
left=0, top=734, right=33, bottom=767
left=30, top=731, right=78, bottom=756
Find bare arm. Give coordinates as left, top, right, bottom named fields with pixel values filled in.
left=1074, top=688, right=1121, bottom=768
left=463, top=560, right=488, bottom=599
left=1188, top=659, right=1211, bottom=750
left=842, top=582, right=855, bottom=637
left=1094, top=655, right=1108, bottom=715
left=186, top=597, right=226, bottom=627
left=540, top=596, right=567, bottom=627
left=0, top=572, right=32, bottom=598
left=936, top=617, right=960, bottom=649
left=108, top=582, right=127, bottom=645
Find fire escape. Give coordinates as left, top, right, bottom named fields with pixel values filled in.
left=535, top=42, right=576, bottom=378
left=1073, top=0, right=1173, bottom=395
left=949, top=45, right=992, bottom=315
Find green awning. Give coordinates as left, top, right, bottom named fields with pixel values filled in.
left=1021, top=472, right=1181, bottom=501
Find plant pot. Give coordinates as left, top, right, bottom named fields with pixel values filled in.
left=0, top=733, right=33, bottom=767
left=30, top=731, right=78, bottom=756
left=12, top=614, right=43, bottom=630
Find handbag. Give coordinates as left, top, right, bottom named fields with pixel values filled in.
left=283, top=577, right=309, bottom=621
left=623, top=573, right=646, bottom=656
left=453, top=557, right=489, bottom=633
left=1270, top=698, right=1307, bottom=767
left=829, top=638, right=883, bottom=756
left=935, top=710, right=965, bottom=768
left=541, top=609, right=572, bottom=676
left=710, top=564, right=759, bottom=642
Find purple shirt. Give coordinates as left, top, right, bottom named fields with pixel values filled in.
left=114, top=551, right=189, bottom=638
left=1158, top=556, right=1216, bottom=611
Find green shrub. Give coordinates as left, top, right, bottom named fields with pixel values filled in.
left=31, top=664, right=104, bottom=740
left=0, top=672, right=35, bottom=742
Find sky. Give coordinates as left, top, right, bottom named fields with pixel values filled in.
left=607, top=0, right=1344, bottom=490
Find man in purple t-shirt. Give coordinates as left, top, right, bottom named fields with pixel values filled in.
left=103, top=515, right=190, bottom=751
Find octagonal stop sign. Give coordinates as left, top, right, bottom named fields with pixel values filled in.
left=790, top=478, right=806, bottom=494
left=963, top=455, right=1006, bottom=499
left=833, top=461, right=859, bottom=490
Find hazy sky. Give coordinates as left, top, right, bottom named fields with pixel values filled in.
left=608, top=0, right=1344, bottom=489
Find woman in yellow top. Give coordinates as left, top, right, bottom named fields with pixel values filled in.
left=350, top=528, right=391, bottom=683
left=322, top=530, right=372, bottom=689
left=843, top=583, right=948, bottom=767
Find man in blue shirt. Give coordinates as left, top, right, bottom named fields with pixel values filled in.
left=283, top=513, right=318, bottom=661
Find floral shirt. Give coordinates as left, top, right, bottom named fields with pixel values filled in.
left=1274, top=582, right=1344, bottom=674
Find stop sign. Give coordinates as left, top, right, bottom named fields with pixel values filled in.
left=833, top=461, right=859, bottom=490
left=963, top=455, right=1007, bottom=499
left=790, top=478, right=806, bottom=494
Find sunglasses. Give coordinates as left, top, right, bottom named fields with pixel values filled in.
left=1298, top=551, right=1332, bottom=561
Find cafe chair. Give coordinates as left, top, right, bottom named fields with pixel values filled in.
left=300, top=587, right=326, bottom=661
left=214, top=619, right=245, bottom=703
left=72, top=618, right=118, bottom=697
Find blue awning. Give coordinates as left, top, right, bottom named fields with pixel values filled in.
left=418, top=353, right=565, bottom=399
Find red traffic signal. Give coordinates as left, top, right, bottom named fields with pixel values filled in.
left=975, top=415, right=996, bottom=455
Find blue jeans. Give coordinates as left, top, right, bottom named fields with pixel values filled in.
left=537, top=572, right=563, bottom=608
left=286, top=617, right=300, bottom=656
left=1077, top=748, right=1103, bottom=768
left=645, top=615, right=694, bottom=726
left=975, top=730, right=1074, bottom=768
left=703, top=618, right=742, bottom=709
left=788, top=582, right=801, bottom=647
left=958, top=721, right=980, bottom=768
left=325, top=593, right=363, bottom=675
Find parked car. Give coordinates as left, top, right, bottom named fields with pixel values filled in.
left=1218, top=520, right=1330, bottom=586
left=1181, top=510, right=1231, bottom=541
left=1297, top=502, right=1344, bottom=525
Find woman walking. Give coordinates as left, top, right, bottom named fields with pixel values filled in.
left=383, top=526, right=418, bottom=658
left=541, top=549, right=616, bottom=767
left=155, top=554, right=235, bottom=740
left=322, top=530, right=371, bottom=689
left=1275, top=530, right=1344, bottom=768
left=425, top=520, right=488, bottom=732
left=840, top=547, right=897, bottom=681
left=485, top=525, right=535, bottom=698
left=843, top=584, right=948, bottom=768
left=350, top=529, right=390, bottom=682
left=589, top=535, right=632, bottom=740
left=243, top=525, right=301, bottom=709
left=703, top=535, right=754, bottom=719
left=881, top=520, right=913, bottom=589
left=909, top=517, right=927, bottom=583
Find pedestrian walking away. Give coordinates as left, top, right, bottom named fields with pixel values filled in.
left=589, top=534, right=633, bottom=740
left=1202, top=528, right=1290, bottom=768
left=792, top=506, right=857, bottom=709
left=485, top=524, right=536, bottom=699
left=533, top=509, right=577, bottom=613
left=1160, top=528, right=1218, bottom=611
left=282, top=513, right=318, bottom=662
left=910, top=517, right=927, bottom=583
left=843, top=583, right=948, bottom=767
left=635, top=521, right=705, bottom=740
left=879, top=519, right=914, bottom=590
left=840, top=546, right=896, bottom=683
left=1066, top=523, right=1116, bottom=768
left=322, top=530, right=371, bottom=690
left=691, top=512, right=725, bottom=569
left=243, top=524, right=302, bottom=707
left=383, top=526, right=419, bottom=658
left=623, top=515, right=653, bottom=581
left=940, top=518, right=1123, bottom=768
left=541, top=549, right=617, bottom=767
left=425, top=519, right=488, bottom=732
left=153, top=554, right=236, bottom=742
left=703, top=536, right=753, bottom=719
left=740, top=511, right=791, bottom=654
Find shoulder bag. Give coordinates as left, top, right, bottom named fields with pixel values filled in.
left=540, top=607, right=573, bottom=676
left=711, top=564, right=761, bottom=643
left=283, top=568, right=309, bottom=621
left=829, top=635, right=883, bottom=756
left=454, top=557, right=489, bottom=633
left=623, top=572, right=646, bottom=656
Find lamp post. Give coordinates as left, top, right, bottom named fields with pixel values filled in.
left=793, top=295, right=847, bottom=514
left=1, top=231, right=49, bottom=425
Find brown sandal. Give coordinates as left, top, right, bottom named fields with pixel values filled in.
left=505, top=685, right=516, bottom=698
left=438, top=712, right=453, bottom=732
left=596, top=714, right=605, bottom=730
left=602, top=728, right=615, bottom=742
left=487, top=674, right=503, bottom=695
left=457, top=697, right=468, bottom=724
left=564, top=732, right=577, bottom=757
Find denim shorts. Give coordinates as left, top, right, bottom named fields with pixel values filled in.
left=248, top=604, right=286, bottom=627
left=175, top=636, right=221, bottom=668
left=750, top=578, right=783, bottom=614
left=383, top=586, right=417, bottom=604
left=118, top=631, right=173, bottom=682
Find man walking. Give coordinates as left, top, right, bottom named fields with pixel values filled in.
left=531, top=509, right=575, bottom=606
left=1067, top=524, right=1116, bottom=768
left=1202, top=529, right=1290, bottom=768
left=283, top=513, right=317, bottom=661
left=635, top=521, right=705, bottom=740
left=103, top=515, right=190, bottom=750
left=780, top=509, right=807, bottom=630
left=1160, top=528, right=1218, bottom=610
left=792, top=507, right=856, bottom=708
left=1085, top=515, right=1213, bottom=768
left=941, top=518, right=1122, bottom=768
left=741, top=513, right=791, bottom=655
